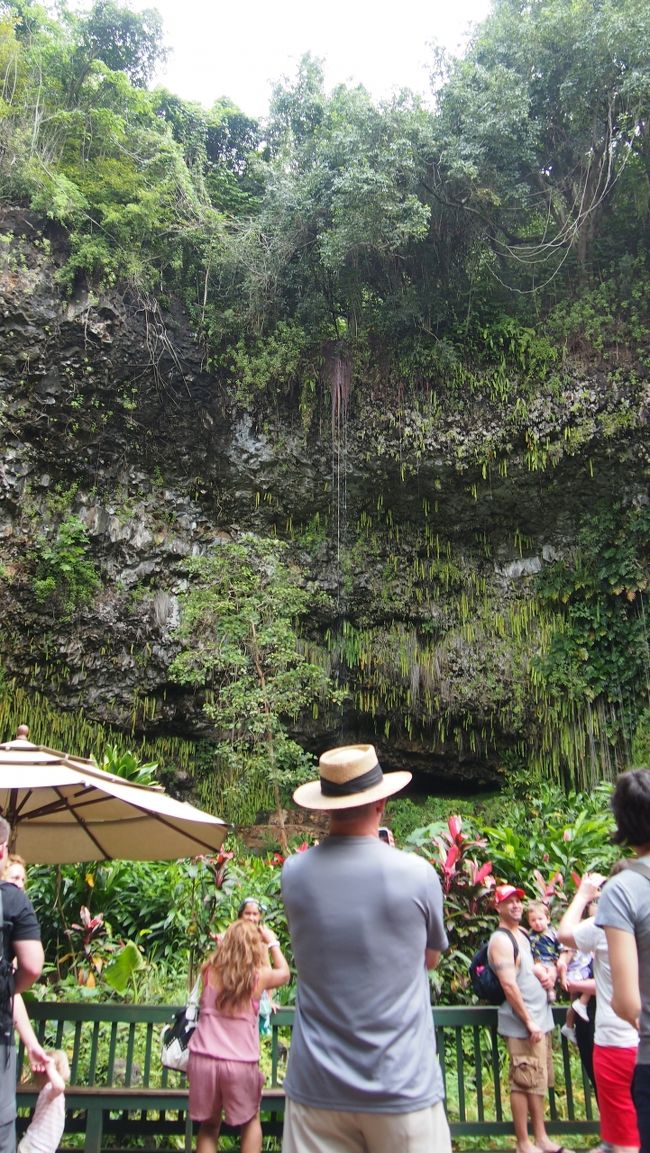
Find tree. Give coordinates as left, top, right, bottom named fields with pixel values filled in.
left=170, top=535, right=339, bottom=849
left=75, top=0, right=166, bottom=90
left=434, top=0, right=650, bottom=281
left=213, top=59, right=436, bottom=361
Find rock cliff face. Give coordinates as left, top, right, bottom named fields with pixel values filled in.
left=1, top=208, right=648, bottom=797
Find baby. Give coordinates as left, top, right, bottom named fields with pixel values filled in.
left=18, top=1048, right=70, bottom=1153
left=526, top=900, right=562, bottom=1001
left=559, top=946, right=594, bottom=1044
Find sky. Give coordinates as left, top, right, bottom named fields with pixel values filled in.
left=132, top=0, right=492, bottom=118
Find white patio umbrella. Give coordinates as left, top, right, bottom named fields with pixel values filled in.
left=0, top=727, right=229, bottom=863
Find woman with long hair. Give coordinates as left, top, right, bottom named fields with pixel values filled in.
left=188, top=919, right=290, bottom=1153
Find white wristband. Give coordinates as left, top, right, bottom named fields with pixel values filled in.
left=267, top=938, right=280, bottom=949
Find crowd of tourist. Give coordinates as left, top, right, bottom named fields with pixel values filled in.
left=3, top=756, right=650, bottom=1153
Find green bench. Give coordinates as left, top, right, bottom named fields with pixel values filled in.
left=17, top=1001, right=599, bottom=1151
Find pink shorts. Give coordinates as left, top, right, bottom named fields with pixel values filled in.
left=188, top=1053, right=264, bottom=1127
left=593, top=1043, right=640, bottom=1147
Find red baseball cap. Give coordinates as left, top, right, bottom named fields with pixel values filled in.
left=494, top=884, right=525, bottom=904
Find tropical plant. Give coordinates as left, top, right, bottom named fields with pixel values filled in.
left=93, top=745, right=159, bottom=785
left=32, top=515, right=99, bottom=617
left=170, top=534, right=342, bottom=848
left=408, top=815, right=496, bottom=1000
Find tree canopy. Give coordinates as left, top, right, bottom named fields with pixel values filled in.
left=0, top=0, right=648, bottom=376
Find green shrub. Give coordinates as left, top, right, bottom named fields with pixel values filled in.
left=32, top=515, right=99, bottom=617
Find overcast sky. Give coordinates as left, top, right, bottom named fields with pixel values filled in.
left=130, top=0, right=492, bottom=117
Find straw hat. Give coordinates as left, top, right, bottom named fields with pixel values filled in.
left=292, top=744, right=411, bottom=811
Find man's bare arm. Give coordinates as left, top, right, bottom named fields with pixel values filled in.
left=426, top=948, right=441, bottom=970
left=604, top=926, right=640, bottom=1029
left=12, top=939, right=44, bottom=994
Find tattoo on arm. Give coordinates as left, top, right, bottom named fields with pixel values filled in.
left=490, top=960, right=514, bottom=974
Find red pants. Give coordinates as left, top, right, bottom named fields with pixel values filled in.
left=593, top=1043, right=640, bottom=1147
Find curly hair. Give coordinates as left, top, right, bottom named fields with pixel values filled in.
left=611, top=768, right=650, bottom=847
left=203, top=920, right=267, bottom=1011
left=2, top=852, right=26, bottom=881
left=525, top=900, right=550, bottom=921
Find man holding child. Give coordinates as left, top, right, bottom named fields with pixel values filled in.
left=488, top=885, right=563, bottom=1153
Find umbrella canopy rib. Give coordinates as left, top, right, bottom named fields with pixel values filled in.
left=59, top=787, right=112, bottom=859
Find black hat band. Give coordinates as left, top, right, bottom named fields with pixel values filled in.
left=320, top=762, right=383, bottom=796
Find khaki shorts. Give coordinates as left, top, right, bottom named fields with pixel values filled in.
left=506, top=1034, right=554, bottom=1096
left=282, top=1097, right=452, bottom=1153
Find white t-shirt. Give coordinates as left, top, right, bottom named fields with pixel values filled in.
left=573, top=916, right=638, bottom=1049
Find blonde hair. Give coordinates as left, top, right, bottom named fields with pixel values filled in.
left=2, top=853, right=26, bottom=880
left=203, top=921, right=267, bottom=1012
left=525, top=900, right=550, bottom=921
left=22, top=1049, right=70, bottom=1089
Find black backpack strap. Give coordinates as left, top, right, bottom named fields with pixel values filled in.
left=621, top=859, right=650, bottom=881
left=496, top=926, right=520, bottom=962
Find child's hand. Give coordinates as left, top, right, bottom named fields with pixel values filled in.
left=45, top=1059, right=66, bottom=1095
left=532, top=961, right=548, bottom=986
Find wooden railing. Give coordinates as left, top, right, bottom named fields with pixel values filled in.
left=17, top=1001, right=599, bottom=1150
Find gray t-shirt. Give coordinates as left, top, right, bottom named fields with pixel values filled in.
left=596, top=866, right=650, bottom=1063
left=281, top=836, right=448, bottom=1112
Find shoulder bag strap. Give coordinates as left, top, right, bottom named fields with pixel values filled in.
left=621, top=859, right=650, bottom=882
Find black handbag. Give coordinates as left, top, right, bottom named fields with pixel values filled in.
left=160, top=978, right=200, bottom=1072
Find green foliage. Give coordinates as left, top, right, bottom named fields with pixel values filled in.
left=532, top=503, right=650, bottom=760
left=406, top=781, right=619, bottom=1002
left=219, top=320, right=317, bottom=406
left=408, top=815, right=496, bottom=1000
left=1, top=0, right=650, bottom=356
left=633, top=709, right=650, bottom=765
left=21, top=782, right=625, bottom=1007
left=170, top=534, right=342, bottom=835
left=27, top=840, right=294, bottom=1000
left=92, top=745, right=159, bottom=785
left=482, top=802, right=617, bottom=887
left=102, top=940, right=146, bottom=994
left=32, top=514, right=99, bottom=616
left=76, top=0, right=166, bottom=89
left=436, top=0, right=650, bottom=284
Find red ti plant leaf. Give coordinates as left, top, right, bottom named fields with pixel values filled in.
left=473, top=861, right=493, bottom=886
left=448, top=815, right=463, bottom=841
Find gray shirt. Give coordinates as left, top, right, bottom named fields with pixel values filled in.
left=281, top=835, right=448, bottom=1112
left=596, top=865, right=650, bottom=1063
left=491, top=929, right=555, bottom=1038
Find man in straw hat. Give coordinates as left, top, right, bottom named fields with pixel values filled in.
left=281, top=744, right=451, bottom=1153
